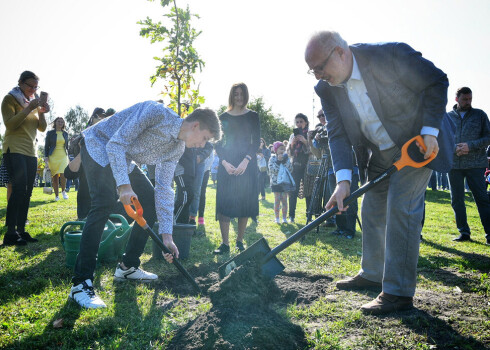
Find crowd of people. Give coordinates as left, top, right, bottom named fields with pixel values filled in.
left=1, top=30, right=489, bottom=314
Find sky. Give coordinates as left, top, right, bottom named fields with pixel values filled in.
left=1, top=0, right=490, bottom=137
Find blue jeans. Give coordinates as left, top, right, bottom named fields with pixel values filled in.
left=189, top=160, right=206, bottom=218
left=72, top=144, right=156, bottom=285
left=437, top=172, right=449, bottom=189
left=429, top=171, right=437, bottom=190
left=448, top=168, right=490, bottom=238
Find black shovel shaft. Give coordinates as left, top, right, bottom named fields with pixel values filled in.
left=263, top=165, right=397, bottom=263
left=144, top=225, right=201, bottom=293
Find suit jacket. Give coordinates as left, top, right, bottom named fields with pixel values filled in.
left=314, top=42, right=455, bottom=181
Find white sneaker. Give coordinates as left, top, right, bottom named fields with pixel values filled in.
left=62, top=191, right=69, bottom=200
left=69, top=279, right=106, bottom=309
left=274, top=218, right=280, bottom=224
left=282, top=218, right=288, bottom=224
left=114, top=264, right=158, bottom=282
left=55, top=196, right=60, bottom=201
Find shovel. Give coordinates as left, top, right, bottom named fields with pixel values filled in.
left=124, top=197, right=201, bottom=294
left=219, top=135, right=436, bottom=279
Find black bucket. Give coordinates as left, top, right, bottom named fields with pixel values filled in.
left=152, top=223, right=195, bottom=260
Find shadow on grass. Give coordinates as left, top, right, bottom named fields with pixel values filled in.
left=420, top=239, right=490, bottom=272
left=0, top=200, right=53, bottom=222
left=0, top=247, right=69, bottom=307
left=399, top=308, right=487, bottom=350
left=425, top=189, right=475, bottom=205
left=7, top=280, right=173, bottom=349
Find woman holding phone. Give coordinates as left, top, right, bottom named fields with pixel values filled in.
left=287, top=113, right=311, bottom=223
left=1, top=71, right=48, bottom=245
left=44, top=117, right=70, bottom=201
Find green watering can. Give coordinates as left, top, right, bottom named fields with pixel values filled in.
left=60, top=214, right=132, bottom=268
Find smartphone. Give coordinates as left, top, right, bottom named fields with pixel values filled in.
left=39, top=91, right=48, bottom=106
left=293, top=128, right=301, bottom=136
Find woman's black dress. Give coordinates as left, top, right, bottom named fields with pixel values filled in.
left=215, top=111, right=260, bottom=219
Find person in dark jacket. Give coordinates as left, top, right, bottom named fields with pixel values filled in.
left=306, top=31, right=454, bottom=314
left=44, top=117, right=69, bottom=200
left=447, top=87, right=490, bottom=244
left=63, top=108, right=107, bottom=219
left=174, top=147, right=196, bottom=224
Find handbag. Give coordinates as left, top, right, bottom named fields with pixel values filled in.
left=277, top=164, right=296, bottom=193
left=306, top=156, right=321, bottom=176
left=43, top=186, right=53, bottom=195
left=257, top=155, right=267, bottom=172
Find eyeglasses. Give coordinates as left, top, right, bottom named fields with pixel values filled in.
left=23, top=82, right=40, bottom=90
left=307, top=47, right=336, bottom=76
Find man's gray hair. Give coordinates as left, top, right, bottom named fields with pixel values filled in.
left=309, top=31, right=349, bottom=51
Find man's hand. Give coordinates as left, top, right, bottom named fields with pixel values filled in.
left=222, top=160, right=236, bottom=175
left=325, top=180, right=350, bottom=213
left=417, top=135, right=439, bottom=160
left=456, top=142, right=469, bottom=156
left=233, top=158, right=249, bottom=176
left=118, top=184, right=137, bottom=205
left=161, top=233, right=179, bottom=262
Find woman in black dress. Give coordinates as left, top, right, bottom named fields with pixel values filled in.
left=213, top=83, right=260, bottom=254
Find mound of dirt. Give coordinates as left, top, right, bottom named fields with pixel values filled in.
left=167, top=262, right=312, bottom=349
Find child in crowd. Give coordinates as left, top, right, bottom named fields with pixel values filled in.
left=268, top=141, right=292, bottom=223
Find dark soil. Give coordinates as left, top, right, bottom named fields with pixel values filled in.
left=166, top=263, right=332, bottom=349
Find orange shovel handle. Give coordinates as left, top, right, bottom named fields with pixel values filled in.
left=393, top=135, right=437, bottom=171
left=124, top=197, right=147, bottom=228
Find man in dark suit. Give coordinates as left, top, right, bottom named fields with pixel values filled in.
left=305, top=31, right=454, bottom=314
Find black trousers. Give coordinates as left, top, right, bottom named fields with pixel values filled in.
left=174, top=174, right=194, bottom=224
left=198, top=170, right=210, bottom=218
left=73, top=144, right=156, bottom=285
left=4, top=151, right=37, bottom=234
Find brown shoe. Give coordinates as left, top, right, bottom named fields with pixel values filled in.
left=361, top=292, right=413, bottom=315
left=336, top=274, right=382, bottom=290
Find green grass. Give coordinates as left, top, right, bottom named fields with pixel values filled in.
left=0, top=185, right=489, bottom=349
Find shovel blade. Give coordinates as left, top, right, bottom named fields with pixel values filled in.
left=218, top=237, right=284, bottom=279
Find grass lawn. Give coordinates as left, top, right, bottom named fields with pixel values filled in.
left=0, top=184, right=489, bottom=349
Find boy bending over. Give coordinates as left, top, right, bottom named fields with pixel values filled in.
left=69, top=101, right=221, bottom=308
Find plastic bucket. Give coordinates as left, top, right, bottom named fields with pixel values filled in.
left=152, top=223, right=195, bottom=260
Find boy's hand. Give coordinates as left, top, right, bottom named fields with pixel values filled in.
left=162, top=234, right=179, bottom=262
left=118, top=184, right=137, bottom=205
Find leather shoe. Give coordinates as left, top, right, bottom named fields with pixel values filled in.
left=453, top=234, right=471, bottom=242
left=213, top=243, right=230, bottom=255
left=3, top=232, right=27, bottom=246
left=20, top=231, right=38, bottom=242
left=361, top=292, right=413, bottom=315
left=336, top=274, right=382, bottom=290
left=236, top=241, right=245, bottom=252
